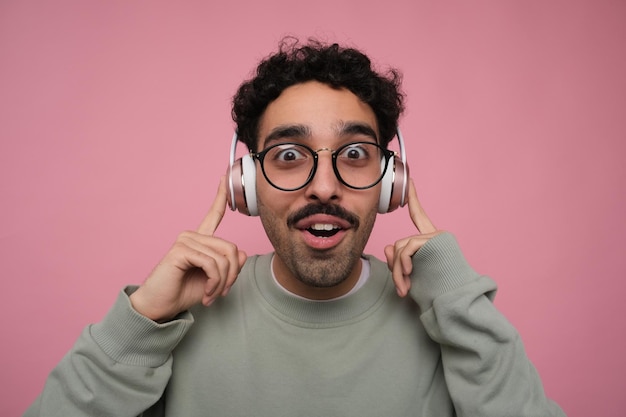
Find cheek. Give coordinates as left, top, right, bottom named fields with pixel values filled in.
left=257, top=191, right=295, bottom=251
left=256, top=180, right=293, bottom=216
left=362, top=188, right=383, bottom=225
left=358, top=185, right=382, bottom=211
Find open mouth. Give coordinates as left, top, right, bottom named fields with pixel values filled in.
left=291, top=211, right=354, bottom=249
left=294, top=215, right=351, bottom=250
left=307, top=223, right=342, bottom=238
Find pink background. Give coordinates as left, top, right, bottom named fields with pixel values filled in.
left=1, top=1, right=624, bottom=416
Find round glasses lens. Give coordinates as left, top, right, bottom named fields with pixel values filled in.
left=335, top=142, right=387, bottom=189
left=261, top=143, right=315, bottom=190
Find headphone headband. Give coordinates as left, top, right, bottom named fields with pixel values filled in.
left=396, top=128, right=408, bottom=208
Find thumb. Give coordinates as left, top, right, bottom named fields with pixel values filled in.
left=238, top=250, right=248, bottom=269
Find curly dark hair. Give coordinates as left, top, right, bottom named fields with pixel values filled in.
left=232, top=38, right=405, bottom=152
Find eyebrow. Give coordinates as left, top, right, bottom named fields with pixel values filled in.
left=261, top=121, right=379, bottom=149
left=337, top=121, right=379, bottom=143
left=263, top=124, right=311, bottom=148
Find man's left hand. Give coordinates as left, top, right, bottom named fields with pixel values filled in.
left=384, top=178, right=444, bottom=297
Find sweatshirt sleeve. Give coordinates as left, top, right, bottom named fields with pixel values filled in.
left=408, top=232, right=566, bottom=417
left=23, top=287, right=194, bottom=417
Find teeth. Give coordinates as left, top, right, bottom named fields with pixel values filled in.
left=310, top=224, right=340, bottom=231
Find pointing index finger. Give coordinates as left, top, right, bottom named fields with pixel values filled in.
left=197, top=176, right=228, bottom=236
left=407, top=178, right=437, bottom=234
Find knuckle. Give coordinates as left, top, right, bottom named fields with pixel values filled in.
left=176, top=230, right=195, bottom=242
left=223, top=241, right=238, bottom=255
left=202, top=255, right=219, bottom=270
left=170, top=240, right=187, bottom=252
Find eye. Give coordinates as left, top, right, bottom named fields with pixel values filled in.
left=338, top=143, right=371, bottom=160
left=270, top=144, right=308, bottom=162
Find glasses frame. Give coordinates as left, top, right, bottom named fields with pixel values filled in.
left=252, top=141, right=396, bottom=192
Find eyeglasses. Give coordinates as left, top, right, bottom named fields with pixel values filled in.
left=253, top=141, right=395, bottom=191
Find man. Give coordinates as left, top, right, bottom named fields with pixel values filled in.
left=25, top=39, right=565, bottom=416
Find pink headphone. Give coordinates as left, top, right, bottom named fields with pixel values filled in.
left=227, top=129, right=409, bottom=216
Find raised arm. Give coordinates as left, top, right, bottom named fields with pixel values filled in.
left=385, top=179, right=565, bottom=417
left=130, top=176, right=247, bottom=321
left=24, top=177, right=247, bottom=417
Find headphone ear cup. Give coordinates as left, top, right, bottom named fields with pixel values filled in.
left=227, top=154, right=258, bottom=216
left=389, top=156, right=409, bottom=212
left=378, top=156, right=409, bottom=213
left=241, top=154, right=258, bottom=216
left=378, top=157, right=393, bottom=213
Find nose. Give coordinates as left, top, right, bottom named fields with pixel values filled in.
left=304, top=150, right=342, bottom=204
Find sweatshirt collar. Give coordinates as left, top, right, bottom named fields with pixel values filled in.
left=252, top=253, right=393, bottom=328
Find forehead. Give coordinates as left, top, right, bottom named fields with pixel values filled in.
left=257, top=81, right=378, bottom=148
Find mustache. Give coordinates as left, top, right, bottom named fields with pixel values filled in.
left=287, top=204, right=360, bottom=229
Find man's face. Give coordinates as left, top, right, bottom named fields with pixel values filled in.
left=255, top=81, right=381, bottom=299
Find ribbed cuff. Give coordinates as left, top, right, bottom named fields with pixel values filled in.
left=409, top=232, right=480, bottom=312
left=91, top=286, right=194, bottom=367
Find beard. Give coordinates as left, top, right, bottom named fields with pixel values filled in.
left=278, top=239, right=362, bottom=288
left=258, top=201, right=377, bottom=288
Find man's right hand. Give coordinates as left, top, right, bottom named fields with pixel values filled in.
left=129, top=176, right=247, bottom=322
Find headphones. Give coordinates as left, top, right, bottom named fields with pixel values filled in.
left=227, top=129, right=409, bottom=216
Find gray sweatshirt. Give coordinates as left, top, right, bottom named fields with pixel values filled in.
left=25, top=233, right=565, bottom=416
